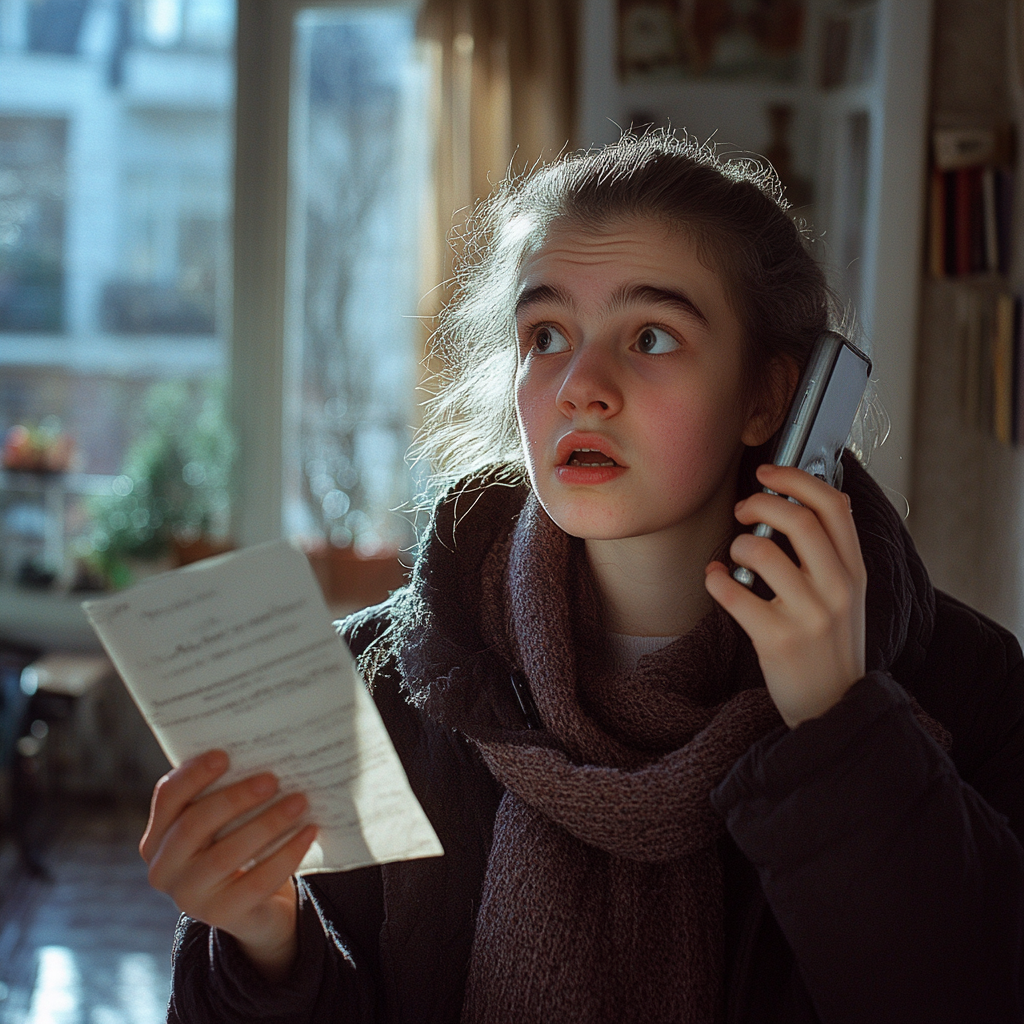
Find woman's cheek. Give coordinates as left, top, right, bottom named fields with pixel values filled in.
left=515, top=386, right=542, bottom=454
left=655, top=410, right=739, bottom=495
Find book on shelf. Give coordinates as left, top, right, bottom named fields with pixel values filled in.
left=1015, top=296, right=1024, bottom=445
left=955, top=288, right=1024, bottom=447
left=994, top=291, right=1015, bottom=445
left=818, top=5, right=878, bottom=89
left=928, top=127, right=1014, bottom=279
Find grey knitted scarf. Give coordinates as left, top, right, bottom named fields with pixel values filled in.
left=461, top=495, right=782, bottom=1024
left=458, top=491, right=951, bottom=1024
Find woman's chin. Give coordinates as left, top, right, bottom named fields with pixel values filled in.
left=535, top=496, right=650, bottom=542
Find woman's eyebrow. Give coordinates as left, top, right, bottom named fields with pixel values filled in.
left=514, top=283, right=578, bottom=318
left=514, top=282, right=709, bottom=327
left=610, top=284, right=709, bottom=326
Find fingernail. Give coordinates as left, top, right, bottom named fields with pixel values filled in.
left=204, top=750, right=227, bottom=771
left=282, top=793, right=307, bottom=817
left=250, top=774, right=277, bottom=798
left=735, top=499, right=745, bottom=510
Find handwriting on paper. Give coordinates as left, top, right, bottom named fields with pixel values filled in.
left=83, top=541, right=442, bottom=873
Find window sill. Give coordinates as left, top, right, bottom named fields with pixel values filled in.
left=0, top=584, right=102, bottom=653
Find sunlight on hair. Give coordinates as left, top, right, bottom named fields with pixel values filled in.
left=848, top=384, right=890, bottom=470
left=414, top=127, right=874, bottom=519
left=503, top=211, right=538, bottom=248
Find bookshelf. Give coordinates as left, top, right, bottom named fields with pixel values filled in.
left=898, top=0, right=1024, bottom=634
left=578, top=0, right=934, bottom=500
left=922, top=125, right=1022, bottom=449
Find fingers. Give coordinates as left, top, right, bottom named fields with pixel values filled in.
left=197, top=825, right=317, bottom=958
left=147, top=785, right=316, bottom=927
left=180, top=792, right=310, bottom=896
left=141, top=753, right=317, bottom=962
left=141, top=749, right=229, bottom=863
left=146, top=770, right=282, bottom=886
left=237, top=824, right=319, bottom=904
left=705, top=558, right=784, bottom=635
left=706, top=463, right=868, bottom=728
left=731, top=502, right=842, bottom=612
left=741, top=465, right=864, bottom=583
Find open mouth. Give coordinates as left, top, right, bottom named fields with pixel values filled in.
left=565, top=448, right=618, bottom=467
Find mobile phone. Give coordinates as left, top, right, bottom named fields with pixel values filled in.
left=733, top=330, right=872, bottom=589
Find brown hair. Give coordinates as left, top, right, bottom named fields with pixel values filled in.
left=418, top=129, right=858, bottom=499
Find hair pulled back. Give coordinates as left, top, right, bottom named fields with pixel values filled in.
left=418, top=129, right=850, bottom=498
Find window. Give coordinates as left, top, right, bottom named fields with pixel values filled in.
left=0, top=115, right=66, bottom=332
left=284, top=6, right=431, bottom=555
left=0, top=0, right=233, bottom=584
left=0, top=0, right=433, bottom=592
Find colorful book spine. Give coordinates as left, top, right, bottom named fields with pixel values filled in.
left=994, top=291, right=1015, bottom=444
left=970, top=168, right=986, bottom=273
left=944, top=169, right=957, bottom=276
left=1013, top=296, right=1023, bottom=445
left=982, top=167, right=999, bottom=272
left=929, top=167, right=945, bottom=278
left=997, top=167, right=1014, bottom=275
left=955, top=289, right=1024, bottom=447
left=928, top=126, right=1013, bottom=279
left=956, top=168, right=973, bottom=276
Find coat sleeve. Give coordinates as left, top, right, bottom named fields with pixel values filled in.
left=712, top=652, right=1024, bottom=1024
left=166, top=873, right=380, bottom=1024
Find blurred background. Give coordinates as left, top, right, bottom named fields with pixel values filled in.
left=0, top=0, right=1019, bottom=1019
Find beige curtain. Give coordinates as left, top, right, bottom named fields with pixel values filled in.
left=417, top=0, right=579, bottom=300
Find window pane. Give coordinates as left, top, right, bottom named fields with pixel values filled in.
left=285, top=6, right=432, bottom=557
left=0, top=0, right=234, bottom=587
left=0, top=116, right=66, bottom=331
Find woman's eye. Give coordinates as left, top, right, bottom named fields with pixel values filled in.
left=533, top=326, right=570, bottom=354
left=635, top=327, right=679, bottom=355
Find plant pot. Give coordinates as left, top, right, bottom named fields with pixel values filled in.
left=171, top=536, right=235, bottom=567
left=304, top=543, right=409, bottom=610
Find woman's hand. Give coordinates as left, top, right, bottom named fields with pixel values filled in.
left=140, top=750, right=318, bottom=982
left=704, top=463, right=867, bottom=729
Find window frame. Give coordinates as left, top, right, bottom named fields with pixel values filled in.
left=232, top=0, right=421, bottom=548
left=230, top=0, right=299, bottom=547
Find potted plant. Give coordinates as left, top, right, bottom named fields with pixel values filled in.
left=85, top=380, right=235, bottom=588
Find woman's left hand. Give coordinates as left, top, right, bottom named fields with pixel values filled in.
left=704, top=463, right=867, bottom=729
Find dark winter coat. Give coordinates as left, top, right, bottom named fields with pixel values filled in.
left=168, top=460, right=1024, bottom=1023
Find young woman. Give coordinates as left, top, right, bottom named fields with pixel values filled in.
left=143, top=131, right=1024, bottom=1023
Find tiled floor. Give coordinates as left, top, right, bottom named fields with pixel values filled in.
left=0, top=801, right=180, bottom=1024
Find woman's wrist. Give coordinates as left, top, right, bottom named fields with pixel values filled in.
left=229, top=881, right=301, bottom=984
left=235, top=925, right=299, bottom=984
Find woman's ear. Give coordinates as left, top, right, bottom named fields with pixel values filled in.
left=740, top=356, right=800, bottom=447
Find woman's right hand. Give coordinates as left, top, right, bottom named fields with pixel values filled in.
left=140, top=749, right=318, bottom=982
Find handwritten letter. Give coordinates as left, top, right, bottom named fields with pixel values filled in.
left=82, top=541, right=442, bottom=873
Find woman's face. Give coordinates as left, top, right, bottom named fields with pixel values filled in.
left=514, top=217, right=774, bottom=544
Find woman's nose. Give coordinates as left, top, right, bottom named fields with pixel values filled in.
left=556, top=344, right=623, bottom=418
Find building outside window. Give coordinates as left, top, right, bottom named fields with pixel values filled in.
left=0, top=0, right=428, bottom=590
